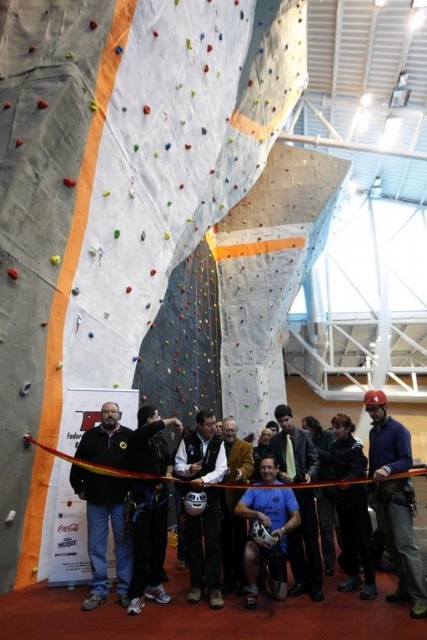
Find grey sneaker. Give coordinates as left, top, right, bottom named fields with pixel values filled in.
left=187, top=587, right=202, bottom=604
left=145, top=584, right=171, bottom=604
left=118, top=594, right=131, bottom=608
left=81, top=594, right=108, bottom=611
left=127, top=597, right=145, bottom=616
left=209, top=588, right=224, bottom=610
left=337, top=576, right=362, bottom=592
left=360, top=584, right=379, bottom=600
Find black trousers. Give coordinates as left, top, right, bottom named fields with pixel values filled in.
left=185, top=497, right=223, bottom=591
left=128, top=503, right=168, bottom=598
left=287, top=488, right=323, bottom=588
left=336, top=489, right=375, bottom=584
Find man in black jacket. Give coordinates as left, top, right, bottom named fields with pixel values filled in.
left=70, top=401, right=133, bottom=611
left=268, top=404, right=324, bottom=602
left=125, top=406, right=183, bottom=616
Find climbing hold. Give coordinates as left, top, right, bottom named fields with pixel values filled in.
left=66, top=51, right=74, bottom=59
left=7, top=268, right=19, bottom=280
left=164, top=231, right=171, bottom=240
left=115, top=45, right=123, bottom=55
left=165, top=142, right=172, bottom=151
left=41, top=321, right=48, bottom=327
left=184, top=143, right=192, bottom=150
left=126, top=286, right=132, bottom=293
left=50, top=255, right=61, bottom=266
left=129, top=188, right=136, bottom=199
left=186, top=38, right=193, bottom=50
left=15, top=138, right=24, bottom=148
left=141, top=395, right=147, bottom=402
left=89, top=100, right=98, bottom=111
left=19, top=382, right=32, bottom=397
left=3, top=102, right=12, bottom=109
left=71, top=287, right=80, bottom=296
left=28, top=44, right=37, bottom=53
left=204, top=64, right=209, bottom=73
left=150, top=269, right=157, bottom=276
left=114, top=229, right=120, bottom=239
left=201, top=127, right=207, bottom=135
left=207, top=44, right=213, bottom=52
left=113, top=382, right=120, bottom=388
left=143, top=105, right=151, bottom=115
left=89, top=20, right=98, bottom=29
left=134, top=144, right=139, bottom=152
left=37, top=99, right=49, bottom=109
left=56, top=361, right=63, bottom=370
left=63, top=177, right=76, bottom=187
left=153, top=30, right=159, bottom=37
left=88, top=332, right=94, bottom=338
left=103, top=189, right=111, bottom=196
left=88, top=246, right=98, bottom=257
left=141, top=231, right=146, bottom=241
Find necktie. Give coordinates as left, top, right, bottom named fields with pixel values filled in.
left=285, top=434, right=296, bottom=479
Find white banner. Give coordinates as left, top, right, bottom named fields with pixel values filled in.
left=47, top=388, right=138, bottom=587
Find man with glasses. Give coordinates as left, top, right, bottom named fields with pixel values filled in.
left=220, top=416, right=254, bottom=595
left=268, top=404, right=323, bottom=602
left=365, top=389, right=427, bottom=619
left=70, top=401, right=133, bottom=611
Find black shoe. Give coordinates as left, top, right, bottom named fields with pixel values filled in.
left=385, top=590, right=411, bottom=603
left=310, top=587, right=324, bottom=602
left=325, top=567, right=335, bottom=577
left=288, top=582, right=309, bottom=598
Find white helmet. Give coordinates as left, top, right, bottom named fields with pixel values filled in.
left=183, top=490, right=207, bottom=516
left=252, top=519, right=279, bottom=549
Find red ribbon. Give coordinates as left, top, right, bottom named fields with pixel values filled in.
left=23, top=435, right=427, bottom=489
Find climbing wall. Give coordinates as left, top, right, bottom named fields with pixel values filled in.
left=0, top=0, right=308, bottom=591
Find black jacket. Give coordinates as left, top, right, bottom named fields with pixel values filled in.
left=69, top=425, right=133, bottom=505
left=268, top=427, right=319, bottom=482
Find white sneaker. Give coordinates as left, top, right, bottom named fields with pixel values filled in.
left=145, top=584, right=171, bottom=604
left=127, top=597, right=145, bottom=615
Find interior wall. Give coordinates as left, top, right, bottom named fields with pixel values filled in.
left=283, top=375, right=427, bottom=465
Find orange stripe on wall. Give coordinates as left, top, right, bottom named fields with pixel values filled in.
left=207, top=236, right=306, bottom=262
left=229, top=103, right=291, bottom=140
left=14, top=0, right=139, bottom=589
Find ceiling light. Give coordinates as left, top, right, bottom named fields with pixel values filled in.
left=360, top=93, right=372, bottom=107
left=410, top=8, right=426, bottom=30
left=389, top=86, right=411, bottom=108
left=385, top=114, right=403, bottom=134
left=374, top=0, right=387, bottom=6
left=411, top=1, right=427, bottom=8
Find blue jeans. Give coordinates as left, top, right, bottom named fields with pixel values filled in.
left=86, top=502, right=133, bottom=597
left=376, top=490, right=427, bottom=604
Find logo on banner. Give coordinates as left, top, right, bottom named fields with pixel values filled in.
left=57, top=523, right=79, bottom=532
left=57, top=537, right=78, bottom=548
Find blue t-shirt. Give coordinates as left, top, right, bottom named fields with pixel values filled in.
left=240, top=481, right=299, bottom=552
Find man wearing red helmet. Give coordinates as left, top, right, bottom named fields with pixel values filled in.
left=365, top=389, right=427, bottom=619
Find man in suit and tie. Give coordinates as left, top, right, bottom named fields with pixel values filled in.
left=220, top=416, right=254, bottom=594
left=268, top=404, right=324, bottom=602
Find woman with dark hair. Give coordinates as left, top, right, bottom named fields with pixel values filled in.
left=330, top=413, right=378, bottom=601
left=302, top=415, right=337, bottom=576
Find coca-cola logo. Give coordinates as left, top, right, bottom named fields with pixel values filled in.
left=57, top=523, right=79, bottom=532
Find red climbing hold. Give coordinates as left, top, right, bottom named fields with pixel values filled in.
left=126, top=286, right=132, bottom=293
left=37, top=100, right=49, bottom=109
left=3, top=102, right=12, bottom=109
left=153, top=30, right=159, bottom=37
left=89, top=20, right=98, bottom=29
left=207, top=44, right=213, bottom=53
left=28, top=44, right=37, bottom=53
left=248, top=79, right=253, bottom=87
left=15, top=139, right=24, bottom=147
left=150, top=269, right=157, bottom=276
left=63, top=177, right=77, bottom=187
left=204, top=64, right=209, bottom=73
left=7, top=268, right=19, bottom=280
left=185, top=143, right=192, bottom=150
left=143, top=105, right=151, bottom=115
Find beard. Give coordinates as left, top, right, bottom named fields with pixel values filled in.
left=102, top=417, right=118, bottom=430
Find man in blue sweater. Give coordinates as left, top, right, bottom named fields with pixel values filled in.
left=366, top=389, right=427, bottom=619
